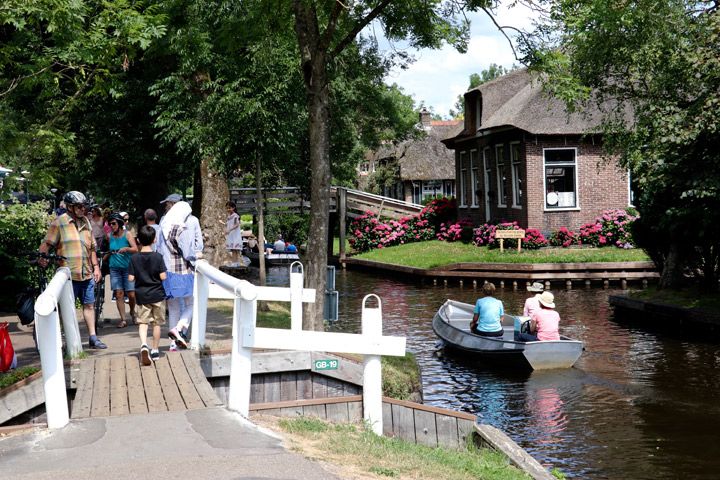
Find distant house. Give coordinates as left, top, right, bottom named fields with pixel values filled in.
left=442, top=69, right=633, bottom=233
left=358, top=109, right=462, bottom=204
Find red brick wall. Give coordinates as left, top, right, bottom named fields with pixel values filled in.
left=452, top=133, right=629, bottom=233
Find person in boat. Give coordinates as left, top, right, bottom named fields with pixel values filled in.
left=246, top=234, right=259, bottom=253
left=469, top=282, right=505, bottom=337
left=517, top=291, right=561, bottom=342
left=272, top=235, right=286, bottom=252
left=285, top=240, right=298, bottom=254
left=523, top=282, right=544, bottom=317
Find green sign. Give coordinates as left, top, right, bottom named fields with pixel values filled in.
left=313, top=359, right=339, bottom=371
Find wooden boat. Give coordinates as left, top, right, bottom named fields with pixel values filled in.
left=244, top=248, right=300, bottom=266
left=432, top=299, right=583, bottom=370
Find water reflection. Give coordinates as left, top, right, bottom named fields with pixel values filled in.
left=260, top=265, right=720, bottom=479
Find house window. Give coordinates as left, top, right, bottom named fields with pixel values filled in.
left=422, top=180, right=442, bottom=201
left=544, top=148, right=578, bottom=209
left=495, top=144, right=507, bottom=207
left=470, top=150, right=479, bottom=207
left=628, top=169, right=638, bottom=207
left=510, top=142, right=522, bottom=208
left=443, top=180, right=454, bottom=198
left=459, top=151, right=468, bottom=207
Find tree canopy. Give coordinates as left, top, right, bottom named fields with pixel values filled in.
left=524, top=0, right=720, bottom=290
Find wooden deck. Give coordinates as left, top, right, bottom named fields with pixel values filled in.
left=71, top=351, right=222, bottom=419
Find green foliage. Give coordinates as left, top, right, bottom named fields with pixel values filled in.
left=0, top=366, right=40, bottom=390
left=0, top=201, right=52, bottom=306
left=382, top=353, right=422, bottom=400
left=525, top=1, right=720, bottom=289
left=262, top=212, right=309, bottom=246
left=0, top=0, right=167, bottom=199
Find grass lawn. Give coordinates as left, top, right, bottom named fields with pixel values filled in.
left=352, top=240, right=650, bottom=269
left=261, top=416, right=532, bottom=480
left=628, top=286, right=720, bottom=311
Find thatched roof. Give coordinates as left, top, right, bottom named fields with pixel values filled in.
left=368, top=120, right=462, bottom=181
left=444, top=68, right=625, bottom=146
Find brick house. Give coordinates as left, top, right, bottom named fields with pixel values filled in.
left=442, top=69, right=632, bottom=233
left=358, top=109, right=462, bottom=204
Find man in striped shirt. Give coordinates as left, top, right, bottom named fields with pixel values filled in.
left=38, top=191, right=107, bottom=349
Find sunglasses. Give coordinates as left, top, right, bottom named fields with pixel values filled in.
left=109, top=222, right=118, bottom=226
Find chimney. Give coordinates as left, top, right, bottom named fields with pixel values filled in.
left=419, top=108, right=432, bottom=129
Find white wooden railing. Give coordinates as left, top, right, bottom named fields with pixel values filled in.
left=193, top=260, right=406, bottom=435
left=33, top=267, right=83, bottom=429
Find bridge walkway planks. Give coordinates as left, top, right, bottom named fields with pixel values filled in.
left=71, top=350, right=222, bottom=419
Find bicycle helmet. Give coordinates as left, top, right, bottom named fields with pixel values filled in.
left=63, top=191, right=87, bottom=206
left=108, top=213, right=125, bottom=227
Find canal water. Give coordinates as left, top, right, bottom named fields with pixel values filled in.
left=297, top=268, right=720, bottom=480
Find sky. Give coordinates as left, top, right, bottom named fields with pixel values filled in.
left=380, top=4, right=536, bottom=119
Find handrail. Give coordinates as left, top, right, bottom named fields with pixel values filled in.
left=34, top=267, right=83, bottom=429
left=192, top=259, right=406, bottom=435
left=337, top=186, right=424, bottom=210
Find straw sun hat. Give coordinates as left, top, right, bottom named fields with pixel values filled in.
left=538, top=291, right=555, bottom=309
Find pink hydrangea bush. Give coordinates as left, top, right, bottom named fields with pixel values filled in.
left=578, top=209, right=638, bottom=248
left=549, top=227, right=579, bottom=247
left=523, top=228, right=548, bottom=249
left=349, top=210, right=437, bottom=253
left=473, top=223, right=497, bottom=246
left=437, top=218, right=474, bottom=242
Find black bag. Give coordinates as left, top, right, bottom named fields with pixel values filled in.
left=16, top=290, right=35, bottom=326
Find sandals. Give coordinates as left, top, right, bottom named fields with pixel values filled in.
left=117, top=319, right=127, bottom=329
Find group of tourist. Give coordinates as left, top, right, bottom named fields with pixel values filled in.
left=470, top=281, right=560, bottom=342
left=38, top=191, right=203, bottom=364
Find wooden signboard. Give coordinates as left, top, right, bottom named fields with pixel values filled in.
left=495, top=229, right=526, bottom=252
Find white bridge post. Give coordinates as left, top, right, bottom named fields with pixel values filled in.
left=228, top=295, right=256, bottom=416
left=34, top=267, right=80, bottom=429
left=191, top=267, right=209, bottom=349
left=290, top=262, right=303, bottom=331
left=362, top=294, right=384, bottom=435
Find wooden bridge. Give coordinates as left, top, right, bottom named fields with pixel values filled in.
left=71, top=351, right=222, bottom=418
left=229, top=186, right=423, bottom=220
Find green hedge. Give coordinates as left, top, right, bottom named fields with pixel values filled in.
left=0, top=201, right=52, bottom=309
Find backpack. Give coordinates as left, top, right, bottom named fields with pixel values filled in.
left=16, top=289, right=35, bottom=326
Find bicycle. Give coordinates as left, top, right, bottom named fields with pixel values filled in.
left=20, top=251, right=66, bottom=348
left=94, top=250, right=110, bottom=328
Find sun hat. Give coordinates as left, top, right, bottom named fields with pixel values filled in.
left=538, top=291, right=555, bottom=309
left=527, top=282, right=544, bottom=293
left=160, top=193, right=183, bottom=203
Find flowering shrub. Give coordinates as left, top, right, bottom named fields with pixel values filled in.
left=578, top=209, right=638, bottom=248
left=419, top=197, right=457, bottom=230
left=473, top=223, right=497, bottom=246
left=549, top=227, right=578, bottom=247
left=437, top=218, right=474, bottom=242
left=523, top=228, right=548, bottom=250
left=349, top=210, right=436, bottom=253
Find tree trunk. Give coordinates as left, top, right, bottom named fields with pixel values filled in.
left=659, top=241, right=684, bottom=289
left=199, top=157, right=230, bottom=267
left=256, top=157, right=266, bottom=286
left=294, top=2, right=329, bottom=331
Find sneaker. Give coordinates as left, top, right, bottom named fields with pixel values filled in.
left=150, top=350, right=160, bottom=362
left=140, top=345, right=151, bottom=366
left=112, top=293, right=116, bottom=301
left=89, top=338, right=107, bottom=349
left=168, top=328, right=188, bottom=349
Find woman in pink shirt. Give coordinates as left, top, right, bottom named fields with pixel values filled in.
left=517, top=291, right=560, bottom=342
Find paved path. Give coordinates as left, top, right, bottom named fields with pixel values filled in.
left=1, top=408, right=340, bottom=480
left=2, top=276, right=342, bottom=480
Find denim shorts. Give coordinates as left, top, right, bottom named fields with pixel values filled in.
left=109, top=267, right=135, bottom=292
left=72, top=279, right=96, bottom=305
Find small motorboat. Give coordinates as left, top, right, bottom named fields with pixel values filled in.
left=432, top=299, right=583, bottom=370
left=244, top=248, right=300, bottom=266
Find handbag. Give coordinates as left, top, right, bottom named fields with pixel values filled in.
left=0, top=322, right=16, bottom=373
left=16, top=289, right=35, bottom=326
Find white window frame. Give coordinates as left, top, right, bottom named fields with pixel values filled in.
left=459, top=151, right=468, bottom=208
left=627, top=169, right=635, bottom=208
left=495, top=144, right=507, bottom=208
left=470, top=149, right=479, bottom=208
left=483, top=147, right=491, bottom=221
left=543, top=147, right=580, bottom=211
left=510, top=142, right=522, bottom=209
